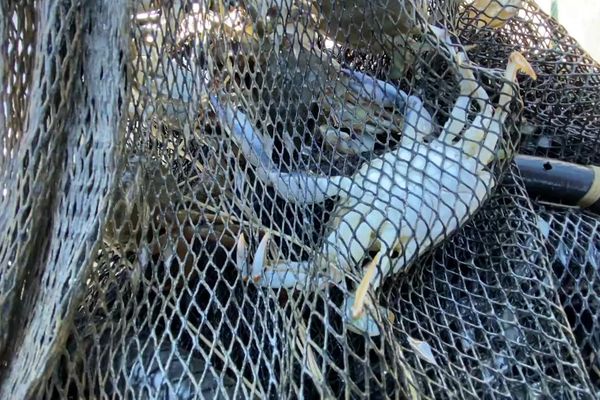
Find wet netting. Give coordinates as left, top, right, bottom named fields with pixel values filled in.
left=1, top=0, right=599, bottom=398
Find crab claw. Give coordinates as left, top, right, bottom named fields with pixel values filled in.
left=237, top=233, right=331, bottom=289
left=341, top=68, right=406, bottom=109
left=209, top=95, right=274, bottom=170
left=351, top=253, right=382, bottom=319
left=320, top=126, right=376, bottom=155
left=236, top=233, right=250, bottom=282
left=508, top=51, right=537, bottom=80
left=496, top=51, right=536, bottom=119
left=250, top=232, right=271, bottom=282
left=344, top=293, right=396, bottom=337
left=235, top=232, right=270, bottom=283
left=463, top=51, right=536, bottom=165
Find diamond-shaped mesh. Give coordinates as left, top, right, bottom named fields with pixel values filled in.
left=1, top=1, right=599, bottom=399
left=537, top=207, right=600, bottom=391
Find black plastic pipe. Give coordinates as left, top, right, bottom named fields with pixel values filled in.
left=514, top=154, right=600, bottom=214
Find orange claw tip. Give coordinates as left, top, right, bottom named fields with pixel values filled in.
left=387, top=310, right=396, bottom=324
left=252, top=276, right=261, bottom=283
left=509, top=51, right=537, bottom=80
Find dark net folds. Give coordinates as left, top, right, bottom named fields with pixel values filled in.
left=0, top=1, right=599, bottom=399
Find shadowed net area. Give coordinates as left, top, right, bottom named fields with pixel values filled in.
left=0, top=1, right=599, bottom=398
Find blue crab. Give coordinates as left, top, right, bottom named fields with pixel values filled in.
left=212, top=44, right=536, bottom=336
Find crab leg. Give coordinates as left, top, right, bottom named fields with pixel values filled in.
left=342, top=69, right=435, bottom=142
left=210, top=96, right=353, bottom=204
left=438, top=54, right=493, bottom=145
left=352, top=254, right=382, bottom=319
left=237, top=234, right=390, bottom=336
left=401, top=94, right=435, bottom=142
left=427, top=26, right=492, bottom=146
left=341, top=68, right=407, bottom=109
left=431, top=24, right=537, bottom=163
left=320, top=126, right=377, bottom=155
left=458, top=52, right=537, bottom=166
left=236, top=233, right=335, bottom=289
left=257, top=262, right=325, bottom=289
left=344, top=292, right=395, bottom=337
left=351, top=222, right=402, bottom=318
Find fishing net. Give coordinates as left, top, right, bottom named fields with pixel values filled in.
left=1, top=0, right=599, bottom=398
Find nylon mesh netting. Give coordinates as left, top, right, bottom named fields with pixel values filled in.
left=1, top=1, right=599, bottom=398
